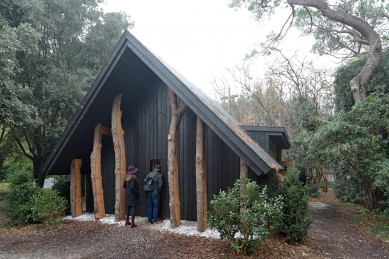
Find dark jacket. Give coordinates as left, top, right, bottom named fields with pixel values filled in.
left=123, top=178, right=140, bottom=206
left=299, top=172, right=307, bottom=186
left=145, top=170, right=163, bottom=194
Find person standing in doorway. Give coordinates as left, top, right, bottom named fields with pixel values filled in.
left=299, top=167, right=308, bottom=187
left=145, top=164, right=163, bottom=224
left=123, top=165, right=140, bottom=228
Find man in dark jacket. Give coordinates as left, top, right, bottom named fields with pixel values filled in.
left=145, top=164, right=163, bottom=224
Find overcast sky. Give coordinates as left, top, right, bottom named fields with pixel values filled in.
left=102, top=0, right=316, bottom=97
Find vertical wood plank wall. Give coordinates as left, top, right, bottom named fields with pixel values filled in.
left=95, top=80, right=270, bottom=221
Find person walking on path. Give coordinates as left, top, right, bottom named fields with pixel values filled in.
left=123, top=165, right=140, bottom=228
left=144, top=164, right=163, bottom=224
left=299, top=167, right=308, bottom=187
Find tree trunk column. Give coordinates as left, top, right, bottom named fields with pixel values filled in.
left=167, top=88, right=188, bottom=228
left=112, top=94, right=126, bottom=222
left=70, top=159, right=82, bottom=217
left=240, top=159, right=249, bottom=177
left=196, top=116, right=208, bottom=232
left=90, top=124, right=105, bottom=219
left=240, top=159, right=249, bottom=216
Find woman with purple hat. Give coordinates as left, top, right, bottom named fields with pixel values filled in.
left=123, top=165, right=140, bottom=227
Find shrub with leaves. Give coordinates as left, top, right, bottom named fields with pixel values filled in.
left=5, top=169, right=68, bottom=225
left=276, top=168, right=313, bottom=244
left=307, top=182, right=324, bottom=198
left=206, top=175, right=283, bottom=255
left=4, top=170, right=40, bottom=225
left=52, top=176, right=71, bottom=214
left=31, top=189, right=67, bottom=224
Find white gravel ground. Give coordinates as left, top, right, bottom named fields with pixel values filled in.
left=64, top=213, right=221, bottom=239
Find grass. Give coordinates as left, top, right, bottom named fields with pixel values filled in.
left=0, top=182, right=10, bottom=200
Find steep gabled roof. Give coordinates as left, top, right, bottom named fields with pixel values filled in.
left=43, top=30, right=283, bottom=176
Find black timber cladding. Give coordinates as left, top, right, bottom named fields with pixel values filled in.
left=241, top=126, right=291, bottom=152
left=43, top=30, right=283, bottom=178
left=42, top=30, right=286, bottom=221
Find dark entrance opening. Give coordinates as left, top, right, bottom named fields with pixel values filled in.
left=150, top=159, right=161, bottom=172
left=150, top=159, right=162, bottom=219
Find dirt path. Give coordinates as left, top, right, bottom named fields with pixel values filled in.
left=308, top=201, right=389, bottom=259
left=0, top=190, right=388, bottom=259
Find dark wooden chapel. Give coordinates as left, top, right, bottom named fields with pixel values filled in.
left=42, top=30, right=291, bottom=230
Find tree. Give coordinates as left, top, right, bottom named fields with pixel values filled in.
left=294, top=93, right=389, bottom=211
left=167, top=88, right=188, bottom=228
left=334, top=49, right=389, bottom=112
left=211, top=53, right=333, bottom=138
left=229, top=0, right=388, bottom=103
left=2, top=0, right=134, bottom=186
left=0, top=10, right=40, bottom=179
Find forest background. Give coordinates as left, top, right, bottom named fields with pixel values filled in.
left=0, top=0, right=389, bottom=214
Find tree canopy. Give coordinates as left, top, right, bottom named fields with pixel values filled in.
left=0, top=0, right=134, bottom=186
left=229, top=0, right=389, bottom=102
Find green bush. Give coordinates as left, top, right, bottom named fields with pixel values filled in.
left=276, top=169, right=313, bottom=244
left=31, top=189, right=67, bottom=225
left=308, top=182, right=324, bottom=198
left=206, top=175, right=283, bottom=255
left=52, top=176, right=71, bottom=214
left=373, top=159, right=389, bottom=216
left=4, top=170, right=40, bottom=225
left=4, top=170, right=68, bottom=225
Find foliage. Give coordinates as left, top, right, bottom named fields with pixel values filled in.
left=3, top=169, right=40, bottom=225
left=307, top=182, right=323, bottom=198
left=1, top=0, right=134, bottom=186
left=230, top=0, right=388, bottom=104
left=0, top=182, right=10, bottom=203
left=0, top=9, right=40, bottom=178
left=206, top=175, right=283, bottom=255
left=0, top=14, right=39, bottom=127
left=51, top=176, right=71, bottom=214
left=30, top=189, right=67, bottom=225
left=4, top=166, right=67, bottom=225
left=294, top=93, right=389, bottom=212
left=275, top=168, right=313, bottom=244
left=333, top=49, right=389, bottom=112
left=229, top=0, right=389, bottom=59
left=373, top=159, right=389, bottom=216
left=212, top=54, right=333, bottom=140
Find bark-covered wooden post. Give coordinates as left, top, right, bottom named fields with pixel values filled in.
left=112, top=94, right=126, bottom=222
left=167, top=88, right=188, bottom=228
left=240, top=159, right=249, bottom=215
left=70, top=159, right=82, bottom=217
left=195, top=116, right=208, bottom=232
left=90, top=124, right=105, bottom=219
left=240, top=159, right=249, bottom=177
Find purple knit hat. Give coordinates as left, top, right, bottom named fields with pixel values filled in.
left=127, top=165, right=138, bottom=175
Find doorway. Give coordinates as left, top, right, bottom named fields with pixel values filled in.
left=149, top=159, right=163, bottom=219
left=150, top=159, right=161, bottom=171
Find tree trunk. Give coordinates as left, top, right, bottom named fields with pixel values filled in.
left=33, top=159, right=45, bottom=187
left=112, top=94, right=126, bottom=222
left=196, top=116, right=207, bottom=232
left=70, top=159, right=82, bottom=217
left=288, top=0, right=382, bottom=102
left=90, top=124, right=105, bottom=219
left=167, top=88, right=188, bottom=228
